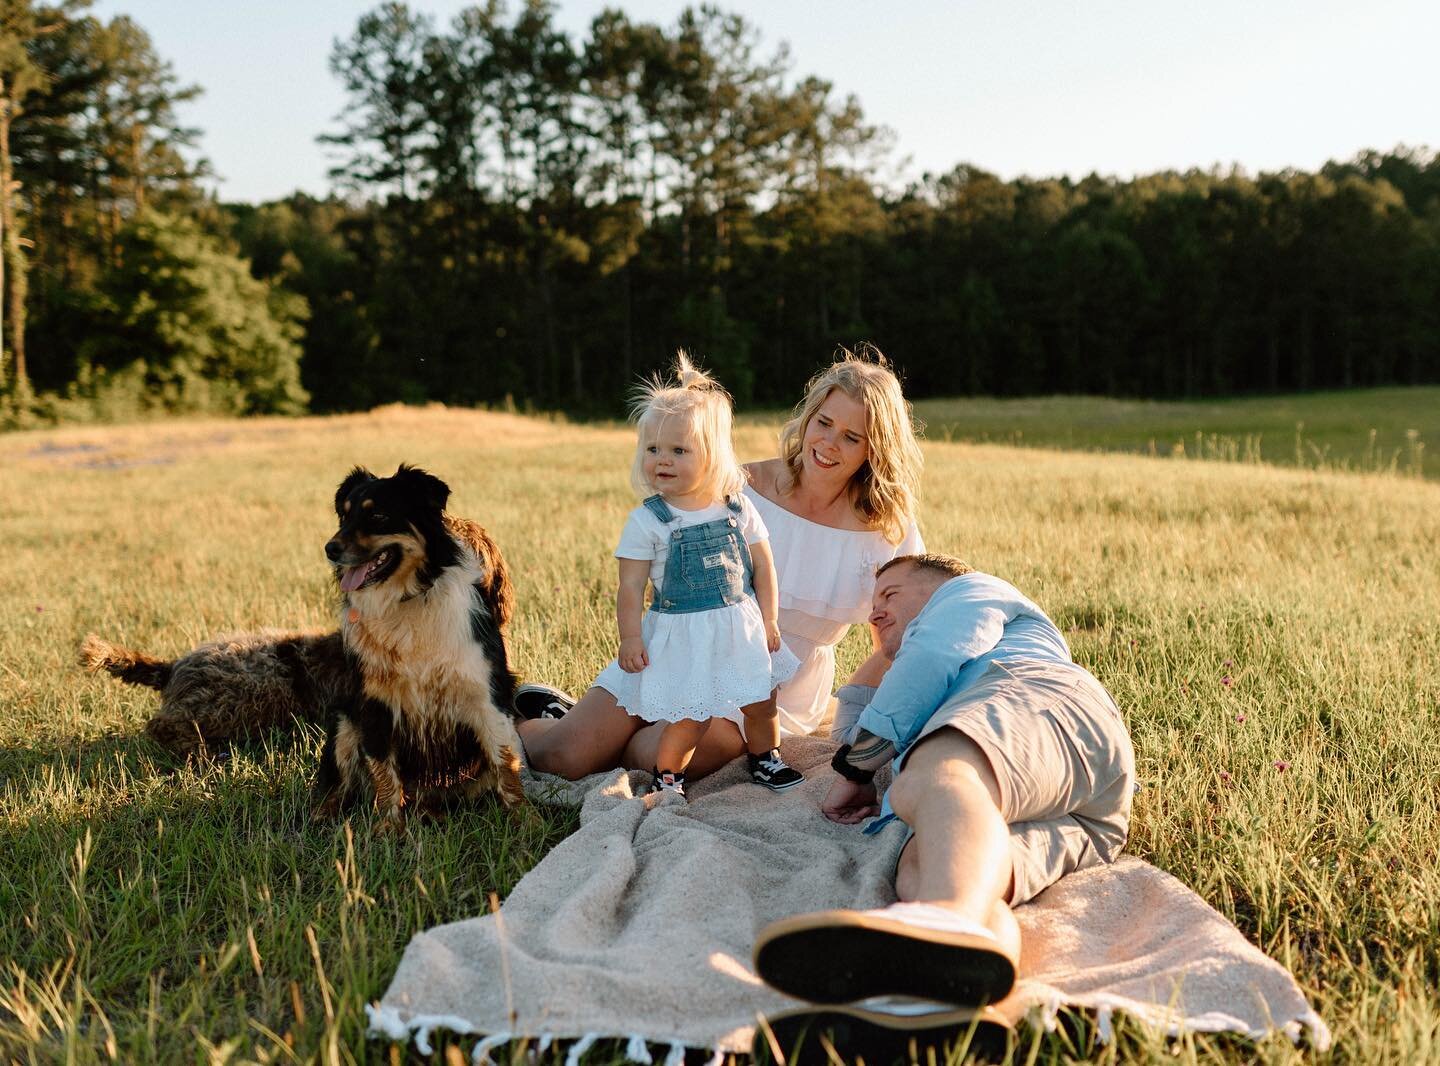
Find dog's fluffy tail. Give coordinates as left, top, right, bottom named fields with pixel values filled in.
left=79, top=634, right=173, bottom=690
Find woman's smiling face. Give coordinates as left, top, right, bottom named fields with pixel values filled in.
left=801, top=389, right=870, bottom=483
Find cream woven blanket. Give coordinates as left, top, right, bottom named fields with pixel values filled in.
left=370, top=737, right=1330, bottom=1057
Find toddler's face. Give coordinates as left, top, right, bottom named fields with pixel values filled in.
left=643, top=417, right=707, bottom=501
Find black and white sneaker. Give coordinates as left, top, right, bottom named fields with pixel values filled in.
left=647, top=769, right=687, bottom=798
left=513, top=683, right=575, bottom=721
left=749, top=749, right=805, bottom=791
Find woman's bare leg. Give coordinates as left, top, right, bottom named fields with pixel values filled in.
left=624, top=717, right=745, bottom=779
left=515, top=685, right=643, bottom=780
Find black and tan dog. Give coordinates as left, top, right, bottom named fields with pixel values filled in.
left=82, top=463, right=524, bottom=827
left=313, top=463, right=523, bottom=826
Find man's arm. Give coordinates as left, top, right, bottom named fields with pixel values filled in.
left=852, top=582, right=1015, bottom=755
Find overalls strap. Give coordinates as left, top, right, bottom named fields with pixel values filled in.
left=724, top=495, right=744, bottom=515
left=642, top=494, right=676, bottom=523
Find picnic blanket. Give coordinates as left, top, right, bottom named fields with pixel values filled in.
left=369, top=737, right=1331, bottom=1057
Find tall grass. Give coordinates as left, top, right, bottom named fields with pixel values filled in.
left=2, top=404, right=1438, bottom=1063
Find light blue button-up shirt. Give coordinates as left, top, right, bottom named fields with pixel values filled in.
left=854, top=571, right=1076, bottom=833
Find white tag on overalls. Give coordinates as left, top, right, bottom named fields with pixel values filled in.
left=703, top=552, right=726, bottom=569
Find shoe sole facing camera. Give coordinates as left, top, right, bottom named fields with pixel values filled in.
left=753, top=908, right=1016, bottom=1007
left=512, top=683, right=575, bottom=720
left=753, top=1003, right=1010, bottom=1066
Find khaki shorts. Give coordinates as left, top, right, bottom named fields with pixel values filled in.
left=897, top=658, right=1135, bottom=906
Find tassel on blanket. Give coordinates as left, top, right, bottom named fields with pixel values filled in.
left=661, top=1041, right=685, bottom=1066
left=536, top=1033, right=555, bottom=1056
left=1095, top=1006, right=1115, bottom=1045
left=564, top=1033, right=599, bottom=1066
left=702, top=1049, right=724, bottom=1066
left=472, top=1032, right=511, bottom=1065
left=624, top=1034, right=653, bottom=1064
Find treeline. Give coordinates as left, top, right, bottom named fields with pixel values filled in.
left=4, top=1, right=1440, bottom=425
left=0, top=1, right=307, bottom=423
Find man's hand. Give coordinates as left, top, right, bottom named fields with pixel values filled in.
left=619, top=636, right=648, bottom=673
left=822, top=777, right=879, bottom=824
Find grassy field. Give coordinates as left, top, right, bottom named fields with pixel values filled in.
left=906, top=386, right=1436, bottom=478
left=2, top=401, right=1439, bottom=1063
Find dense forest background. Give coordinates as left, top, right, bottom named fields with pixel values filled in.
left=2, top=0, right=1439, bottom=426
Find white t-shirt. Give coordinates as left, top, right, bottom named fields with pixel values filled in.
left=615, top=496, right=769, bottom=585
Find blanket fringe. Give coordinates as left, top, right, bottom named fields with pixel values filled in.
left=1037, top=993, right=1332, bottom=1052
left=472, top=1032, right=511, bottom=1065
left=564, top=1033, right=599, bottom=1066
left=367, top=1007, right=743, bottom=1064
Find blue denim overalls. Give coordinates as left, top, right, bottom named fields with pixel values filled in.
left=643, top=495, right=755, bottom=615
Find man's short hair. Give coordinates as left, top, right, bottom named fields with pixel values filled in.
left=876, top=552, right=975, bottom=581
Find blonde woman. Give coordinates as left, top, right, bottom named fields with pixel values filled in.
left=517, top=345, right=925, bottom=782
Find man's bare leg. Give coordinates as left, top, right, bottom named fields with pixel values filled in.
left=515, top=686, right=642, bottom=780
left=889, top=729, right=1020, bottom=963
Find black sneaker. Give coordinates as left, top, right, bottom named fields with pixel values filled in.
left=513, top=683, right=575, bottom=721
left=647, top=769, right=687, bottom=798
left=749, top=749, right=804, bottom=791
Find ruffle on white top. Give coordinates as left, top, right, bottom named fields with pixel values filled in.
left=738, top=486, right=924, bottom=736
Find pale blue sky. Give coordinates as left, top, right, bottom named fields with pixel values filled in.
left=91, top=0, right=1440, bottom=204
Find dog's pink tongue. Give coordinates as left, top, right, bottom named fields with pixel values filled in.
left=340, top=560, right=373, bottom=592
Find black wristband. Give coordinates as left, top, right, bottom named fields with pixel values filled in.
left=831, top=744, right=877, bottom=785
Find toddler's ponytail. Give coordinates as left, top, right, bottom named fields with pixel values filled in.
left=628, top=350, right=746, bottom=501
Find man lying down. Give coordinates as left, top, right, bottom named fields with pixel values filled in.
left=752, top=552, right=1136, bottom=1061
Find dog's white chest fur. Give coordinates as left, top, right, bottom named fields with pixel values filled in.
left=342, top=550, right=498, bottom=726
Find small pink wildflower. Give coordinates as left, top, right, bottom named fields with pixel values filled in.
left=1273, top=760, right=1290, bottom=772
left=1234, top=712, right=1246, bottom=723
left=1221, top=675, right=1233, bottom=687
left=1218, top=771, right=1232, bottom=783
left=35, top=604, right=44, bottom=612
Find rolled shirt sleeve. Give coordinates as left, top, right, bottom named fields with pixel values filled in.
left=855, top=576, right=1018, bottom=753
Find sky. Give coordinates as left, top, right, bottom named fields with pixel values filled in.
left=90, top=0, right=1440, bottom=205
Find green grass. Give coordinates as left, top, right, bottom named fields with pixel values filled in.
left=907, top=387, right=1435, bottom=478
left=2, top=400, right=1439, bottom=1063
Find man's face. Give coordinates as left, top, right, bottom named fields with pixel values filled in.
left=869, top=563, right=943, bottom=658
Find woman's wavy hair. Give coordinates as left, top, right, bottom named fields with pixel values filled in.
left=629, top=351, right=746, bottom=501
left=777, top=343, right=924, bottom=543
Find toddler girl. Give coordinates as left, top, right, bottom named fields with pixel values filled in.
left=589, top=353, right=803, bottom=798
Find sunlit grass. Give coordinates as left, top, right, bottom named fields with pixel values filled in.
left=2, top=402, right=1438, bottom=1062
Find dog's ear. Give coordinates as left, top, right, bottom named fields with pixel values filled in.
left=393, top=464, right=451, bottom=512
left=450, top=518, right=515, bottom=629
left=335, top=466, right=375, bottom=516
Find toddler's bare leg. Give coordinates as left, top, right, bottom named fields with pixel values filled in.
left=655, top=718, right=712, bottom=773
left=739, top=693, right=779, bottom=754
left=624, top=718, right=745, bottom=778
